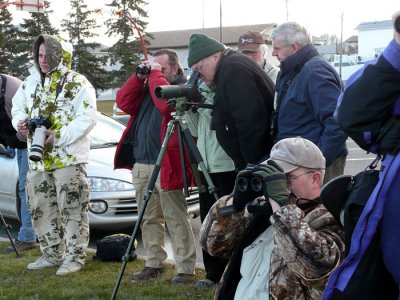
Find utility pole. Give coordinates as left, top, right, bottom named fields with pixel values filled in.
left=202, top=0, right=205, bottom=29
left=339, top=11, right=343, bottom=78
left=285, top=0, right=289, bottom=21
left=219, top=0, right=222, bottom=42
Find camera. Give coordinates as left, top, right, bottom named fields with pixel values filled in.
left=28, top=117, right=51, bottom=162
left=136, top=65, right=151, bottom=75
left=395, top=16, right=400, bottom=34
left=154, top=70, right=202, bottom=104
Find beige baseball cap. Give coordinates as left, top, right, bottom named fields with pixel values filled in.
left=269, top=137, right=326, bottom=173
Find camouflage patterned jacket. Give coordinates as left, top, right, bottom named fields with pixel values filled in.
left=12, top=35, right=97, bottom=171
left=201, top=197, right=345, bottom=300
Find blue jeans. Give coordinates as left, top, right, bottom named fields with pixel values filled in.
left=17, top=148, right=36, bottom=243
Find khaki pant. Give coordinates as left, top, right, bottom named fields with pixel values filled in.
left=132, top=163, right=196, bottom=274
left=26, top=164, right=89, bottom=265
left=324, top=155, right=347, bottom=184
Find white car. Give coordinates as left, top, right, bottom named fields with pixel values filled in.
left=0, top=113, right=199, bottom=230
left=112, top=103, right=130, bottom=125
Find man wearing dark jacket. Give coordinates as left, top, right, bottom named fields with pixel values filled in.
left=187, top=33, right=275, bottom=171
left=114, top=49, right=196, bottom=284
left=0, top=74, right=37, bottom=254
left=271, top=22, right=348, bottom=183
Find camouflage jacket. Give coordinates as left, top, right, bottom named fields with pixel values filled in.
left=201, top=197, right=345, bottom=300
left=12, top=35, right=97, bottom=171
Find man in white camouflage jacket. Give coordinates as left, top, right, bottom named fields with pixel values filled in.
left=12, top=34, right=97, bottom=276
left=200, top=137, right=345, bottom=299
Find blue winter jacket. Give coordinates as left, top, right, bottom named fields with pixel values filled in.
left=275, top=44, right=348, bottom=166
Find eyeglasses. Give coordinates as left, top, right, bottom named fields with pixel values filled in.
left=287, top=171, right=315, bottom=182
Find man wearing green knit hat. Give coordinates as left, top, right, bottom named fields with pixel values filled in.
left=187, top=33, right=275, bottom=171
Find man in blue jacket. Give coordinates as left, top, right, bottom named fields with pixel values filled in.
left=271, top=22, right=347, bottom=183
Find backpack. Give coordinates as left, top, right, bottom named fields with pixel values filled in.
left=321, top=160, right=399, bottom=300
left=336, top=55, right=400, bottom=154
left=94, top=234, right=137, bottom=262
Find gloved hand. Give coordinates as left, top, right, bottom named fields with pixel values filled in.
left=252, top=161, right=289, bottom=206
left=247, top=197, right=273, bottom=216
left=232, top=167, right=263, bottom=211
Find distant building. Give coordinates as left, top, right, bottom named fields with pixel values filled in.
left=146, top=23, right=278, bottom=70
left=356, top=20, right=392, bottom=59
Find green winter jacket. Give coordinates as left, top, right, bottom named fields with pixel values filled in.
left=185, top=82, right=235, bottom=173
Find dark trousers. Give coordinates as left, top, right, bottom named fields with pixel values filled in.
left=199, top=170, right=237, bottom=283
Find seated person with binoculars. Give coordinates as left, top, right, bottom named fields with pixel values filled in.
left=200, top=137, right=344, bottom=300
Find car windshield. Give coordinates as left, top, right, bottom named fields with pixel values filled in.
left=90, top=113, right=125, bottom=148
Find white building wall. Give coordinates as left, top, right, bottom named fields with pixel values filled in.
left=358, top=28, right=393, bottom=58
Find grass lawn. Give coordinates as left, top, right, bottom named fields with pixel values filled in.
left=97, top=100, right=115, bottom=116
left=0, top=242, right=214, bottom=300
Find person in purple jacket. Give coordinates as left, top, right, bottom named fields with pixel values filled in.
left=324, top=11, right=400, bottom=300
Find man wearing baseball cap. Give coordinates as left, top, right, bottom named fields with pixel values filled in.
left=238, top=31, right=279, bottom=83
left=201, top=137, right=344, bottom=299
left=187, top=33, right=275, bottom=171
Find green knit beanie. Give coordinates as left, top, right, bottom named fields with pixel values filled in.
left=187, top=33, right=225, bottom=67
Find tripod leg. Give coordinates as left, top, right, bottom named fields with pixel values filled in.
left=177, top=125, right=189, bottom=197
left=0, top=211, right=20, bottom=257
left=111, top=119, right=176, bottom=300
left=179, top=119, right=219, bottom=201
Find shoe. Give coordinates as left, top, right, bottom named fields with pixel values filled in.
left=27, top=256, right=61, bottom=270
left=131, top=267, right=164, bottom=281
left=196, top=278, right=216, bottom=288
left=171, top=273, right=195, bottom=285
left=3, top=239, right=37, bottom=254
left=56, top=261, right=83, bottom=276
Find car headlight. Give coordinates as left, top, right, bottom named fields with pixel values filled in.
left=88, top=177, right=134, bottom=192
left=89, top=200, right=108, bottom=214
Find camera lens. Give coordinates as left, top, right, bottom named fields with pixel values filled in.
left=236, top=177, right=249, bottom=192
left=251, top=177, right=263, bottom=192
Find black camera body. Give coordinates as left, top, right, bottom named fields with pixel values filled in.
left=28, top=117, right=51, bottom=134
left=28, top=117, right=51, bottom=162
left=136, top=65, right=151, bottom=76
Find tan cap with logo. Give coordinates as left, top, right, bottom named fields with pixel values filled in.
left=269, top=137, right=326, bottom=173
left=237, top=31, right=264, bottom=52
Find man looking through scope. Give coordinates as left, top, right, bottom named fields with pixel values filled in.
left=187, top=33, right=275, bottom=171
left=114, top=49, right=197, bottom=284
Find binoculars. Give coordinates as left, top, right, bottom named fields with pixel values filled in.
left=236, top=173, right=264, bottom=194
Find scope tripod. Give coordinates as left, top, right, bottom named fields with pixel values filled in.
left=0, top=210, right=20, bottom=257
left=111, top=104, right=219, bottom=300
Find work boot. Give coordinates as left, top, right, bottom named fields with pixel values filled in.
left=131, top=267, right=164, bottom=282
left=171, top=273, right=195, bottom=285
left=3, top=239, right=37, bottom=254
left=195, top=278, right=216, bottom=288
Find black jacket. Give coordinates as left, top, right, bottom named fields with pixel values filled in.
left=212, top=50, right=275, bottom=170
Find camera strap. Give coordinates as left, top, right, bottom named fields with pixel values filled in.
left=55, top=72, right=69, bottom=102
left=31, top=72, right=69, bottom=118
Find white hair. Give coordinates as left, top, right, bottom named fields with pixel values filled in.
left=271, top=22, right=311, bottom=48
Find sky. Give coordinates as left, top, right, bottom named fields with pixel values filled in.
left=8, top=0, right=399, bottom=45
